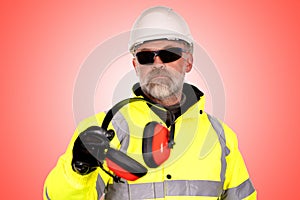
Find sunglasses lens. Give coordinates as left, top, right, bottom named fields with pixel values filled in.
left=159, top=48, right=182, bottom=63
left=136, top=47, right=183, bottom=65
left=136, top=51, right=155, bottom=65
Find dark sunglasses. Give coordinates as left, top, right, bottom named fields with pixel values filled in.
left=135, top=47, right=186, bottom=65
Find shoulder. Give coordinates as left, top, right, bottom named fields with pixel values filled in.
left=205, top=114, right=239, bottom=152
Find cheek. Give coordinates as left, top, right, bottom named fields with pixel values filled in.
left=136, top=67, right=148, bottom=78
left=168, top=61, right=186, bottom=74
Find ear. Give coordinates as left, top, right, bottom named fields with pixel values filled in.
left=132, top=58, right=138, bottom=72
left=185, top=54, right=193, bottom=73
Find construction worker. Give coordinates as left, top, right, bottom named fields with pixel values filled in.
left=44, top=6, right=256, bottom=200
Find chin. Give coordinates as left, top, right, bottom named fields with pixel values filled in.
left=147, top=84, right=173, bottom=99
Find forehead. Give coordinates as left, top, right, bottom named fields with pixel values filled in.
left=135, top=40, right=185, bottom=51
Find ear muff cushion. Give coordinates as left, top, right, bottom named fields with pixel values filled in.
left=142, top=122, right=170, bottom=168
left=105, top=148, right=147, bottom=181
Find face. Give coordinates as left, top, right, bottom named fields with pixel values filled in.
left=132, top=40, right=193, bottom=100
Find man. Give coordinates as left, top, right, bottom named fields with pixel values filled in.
left=44, top=6, right=256, bottom=199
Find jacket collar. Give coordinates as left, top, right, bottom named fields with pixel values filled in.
left=132, top=83, right=204, bottom=126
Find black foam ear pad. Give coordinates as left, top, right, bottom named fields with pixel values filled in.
left=142, top=122, right=170, bottom=168
left=105, top=148, right=147, bottom=181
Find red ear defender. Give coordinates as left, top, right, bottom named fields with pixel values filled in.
left=142, top=122, right=173, bottom=168
left=101, top=97, right=175, bottom=179
left=105, top=148, right=147, bottom=181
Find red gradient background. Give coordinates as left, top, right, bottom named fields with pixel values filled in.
left=1, top=1, right=299, bottom=199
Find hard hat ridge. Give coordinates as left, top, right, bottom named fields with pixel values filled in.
left=129, top=6, right=193, bottom=53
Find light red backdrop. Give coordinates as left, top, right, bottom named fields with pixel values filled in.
left=1, top=1, right=299, bottom=199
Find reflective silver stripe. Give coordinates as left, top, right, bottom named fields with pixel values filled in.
left=207, top=115, right=230, bottom=156
left=166, top=180, right=223, bottom=197
left=105, top=180, right=223, bottom=199
left=105, top=182, right=131, bottom=199
left=111, top=111, right=130, bottom=152
left=129, top=182, right=165, bottom=199
left=153, top=182, right=164, bottom=198
left=222, top=179, right=255, bottom=200
left=207, top=114, right=229, bottom=183
left=96, top=174, right=105, bottom=198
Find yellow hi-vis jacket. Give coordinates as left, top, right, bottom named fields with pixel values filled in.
left=44, top=84, right=256, bottom=200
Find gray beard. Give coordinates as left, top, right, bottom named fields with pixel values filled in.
left=140, top=71, right=185, bottom=100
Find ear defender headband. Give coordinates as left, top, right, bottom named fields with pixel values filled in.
left=102, top=97, right=176, bottom=170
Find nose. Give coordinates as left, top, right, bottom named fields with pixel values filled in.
left=153, top=55, right=165, bottom=68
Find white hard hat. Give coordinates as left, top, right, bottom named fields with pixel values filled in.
left=129, top=6, right=193, bottom=53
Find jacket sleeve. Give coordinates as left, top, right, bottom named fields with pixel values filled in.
left=43, top=113, right=114, bottom=200
left=221, top=123, right=257, bottom=200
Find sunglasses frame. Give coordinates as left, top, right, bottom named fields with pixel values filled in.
left=135, top=47, right=188, bottom=65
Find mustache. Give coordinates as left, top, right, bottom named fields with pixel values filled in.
left=147, top=69, right=171, bottom=79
